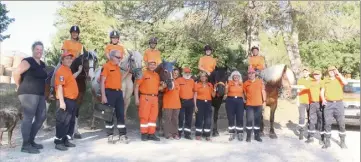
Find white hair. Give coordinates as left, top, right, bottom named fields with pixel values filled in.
left=109, top=50, right=120, bottom=58
left=228, top=70, right=243, bottom=82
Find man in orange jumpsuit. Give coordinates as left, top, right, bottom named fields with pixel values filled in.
left=134, top=60, right=166, bottom=141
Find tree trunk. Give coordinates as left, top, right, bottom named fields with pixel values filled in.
left=245, top=1, right=261, bottom=56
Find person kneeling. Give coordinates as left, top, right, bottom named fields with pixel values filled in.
left=54, top=52, right=82, bottom=151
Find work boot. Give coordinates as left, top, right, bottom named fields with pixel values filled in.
left=64, top=140, right=76, bottom=147
left=30, top=141, right=43, bottom=149
left=119, top=135, right=130, bottom=144
left=55, top=144, right=68, bottom=151
left=237, top=133, right=244, bottom=141
left=184, top=134, right=193, bottom=140
left=148, top=134, right=160, bottom=141
left=228, top=133, right=235, bottom=141
left=21, top=142, right=40, bottom=154
left=322, top=137, right=331, bottom=149
left=305, top=135, right=314, bottom=144
left=141, top=134, right=148, bottom=141
left=212, top=129, right=220, bottom=137
left=319, top=134, right=325, bottom=145
left=299, top=128, right=304, bottom=140
left=246, top=130, right=252, bottom=142
left=254, top=131, right=263, bottom=142
left=108, top=135, right=116, bottom=144
left=340, top=136, right=347, bottom=149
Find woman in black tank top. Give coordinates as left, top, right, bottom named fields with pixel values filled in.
left=12, top=41, right=47, bottom=154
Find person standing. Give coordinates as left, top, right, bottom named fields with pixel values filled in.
left=296, top=67, right=311, bottom=140
left=321, top=66, right=348, bottom=149
left=100, top=50, right=129, bottom=144
left=194, top=72, right=216, bottom=141
left=177, top=67, right=195, bottom=140
left=105, top=30, right=125, bottom=60
left=198, top=45, right=217, bottom=76
left=243, top=67, right=266, bottom=142
left=13, top=41, right=48, bottom=154
left=53, top=52, right=82, bottom=151
left=134, top=60, right=166, bottom=141
left=225, top=70, right=245, bottom=141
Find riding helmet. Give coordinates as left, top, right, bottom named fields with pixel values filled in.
left=110, top=30, right=120, bottom=38
left=149, top=37, right=158, bottom=44
left=204, top=44, right=212, bottom=51
left=69, top=25, right=80, bottom=33
left=251, top=46, right=259, bottom=51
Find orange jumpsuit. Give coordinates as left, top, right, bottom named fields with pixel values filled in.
left=136, top=70, right=160, bottom=134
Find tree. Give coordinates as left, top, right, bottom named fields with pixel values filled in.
left=0, top=3, right=15, bottom=41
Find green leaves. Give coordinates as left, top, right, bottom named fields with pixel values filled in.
left=0, top=3, right=15, bottom=41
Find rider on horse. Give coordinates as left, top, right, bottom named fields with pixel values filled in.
left=198, top=45, right=217, bottom=77
left=143, top=37, right=162, bottom=68
left=248, top=46, right=265, bottom=79
left=105, top=30, right=125, bottom=60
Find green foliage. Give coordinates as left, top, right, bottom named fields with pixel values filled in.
left=0, top=3, right=15, bottom=41
left=299, top=39, right=360, bottom=78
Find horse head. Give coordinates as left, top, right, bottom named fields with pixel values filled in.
left=71, top=49, right=98, bottom=81
left=156, top=59, right=176, bottom=90
left=210, top=66, right=230, bottom=97
left=121, top=50, right=143, bottom=79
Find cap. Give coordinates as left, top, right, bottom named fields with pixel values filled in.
left=313, top=70, right=321, bottom=75
left=251, top=46, right=259, bottom=51
left=183, top=67, right=191, bottom=73
left=328, top=66, right=337, bottom=71
left=61, top=52, right=74, bottom=58
left=248, top=66, right=256, bottom=73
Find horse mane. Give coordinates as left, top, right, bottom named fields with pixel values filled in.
left=120, top=50, right=143, bottom=71
left=210, top=66, right=229, bottom=85
left=262, top=64, right=296, bottom=86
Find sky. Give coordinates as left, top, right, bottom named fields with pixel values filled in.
left=1, top=1, right=59, bottom=56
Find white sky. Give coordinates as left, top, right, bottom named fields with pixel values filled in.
left=1, top=1, right=59, bottom=56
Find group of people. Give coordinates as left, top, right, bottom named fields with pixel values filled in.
left=14, top=24, right=347, bottom=155
left=296, top=66, right=348, bottom=149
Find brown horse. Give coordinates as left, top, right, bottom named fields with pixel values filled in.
left=243, top=64, right=296, bottom=139
left=43, top=50, right=98, bottom=138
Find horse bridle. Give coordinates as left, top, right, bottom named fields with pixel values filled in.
left=80, top=51, right=97, bottom=78
left=120, top=52, right=142, bottom=76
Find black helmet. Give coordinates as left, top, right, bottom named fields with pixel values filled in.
left=251, top=46, right=259, bottom=51
left=204, top=44, right=212, bottom=51
left=110, top=31, right=120, bottom=38
left=149, top=37, right=158, bottom=44
left=69, top=25, right=80, bottom=33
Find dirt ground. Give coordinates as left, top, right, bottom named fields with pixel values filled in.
left=0, top=94, right=360, bottom=162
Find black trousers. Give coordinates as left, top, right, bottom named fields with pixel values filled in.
left=324, top=101, right=346, bottom=138
left=195, top=100, right=212, bottom=137
left=55, top=98, right=77, bottom=144
left=246, top=106, right=262, bottom=133
left=104, top=89, right=126, bottom=136
left=178, top=99, right=194, bottom=136
left=307, top=102, right=324, bottom=136
left=298, top=103, right=309, bottom=130
left=225, top=97, right=245, bottom=134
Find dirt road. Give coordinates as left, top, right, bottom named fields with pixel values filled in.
left=0, top=100, right=359, bottom=162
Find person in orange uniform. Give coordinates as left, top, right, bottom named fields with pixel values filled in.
left=54, top=52, right=82, bottom=151
left=198, top=45, right=217, bottom=76
left=194, top=72, right=216, bottom=141
left=296, top=67, right=311, bottom=140
left=243, top=66, right=266, bottom=142
left=248, top=46, right=265, bottom=72
left=134, top=59, right=166, bottom=141
left=321, top=66, right=348, bottom=149
left=225, top=70, right=245, bottom=141
left=100, top=50, right=129, bottom=144
left=162, top=68, right=181, bottom=140
left=143, top=37, right=162, bottom=67
left=300, top=69, right=324, bottom=144
left=177, top=67, right=195, bottom=140
left=104, top=30, right=125, bottom=60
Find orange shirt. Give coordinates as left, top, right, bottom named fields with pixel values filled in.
left=176, top=77, right=195, bottom=99
left=163, top=80, right=181, bottom=109
left=249, top=56, right=265, bottom=70
left=306, top=79, right=324, bottom=102
left=194, top=82, right=213, bottom=101
left=198, top=56, right=217, bottom=73
left=227, top=80, right=244, bottom=98
left=105, top=44, right=125, bottom=59
left=243, top=79, right=263, bottom=106
left=323, top=77, right=345, bottom=101
left=55, top=65, right=79, bottom=100
left=297, top=77, right=311, bottom=104
left=62, top=40, right=83, bottom=58
left=101, top=61, right=122, bottom=90
left=144, top=48, right=162, bottom=65
left=136, top=70, right=160, bottom=95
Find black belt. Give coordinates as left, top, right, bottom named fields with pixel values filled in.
left=57, top=97, right=76, bottom=101
left=327, top=100, right=342, bottom=103
left=106, top=88, right=122, bottom=92
left=181, top=98, right=193, bottom=101
left=140, top=93, right=158, bottom=96
left=197, top=99, right=210, bottom=102
left=227, top=96, right=242, bottom=99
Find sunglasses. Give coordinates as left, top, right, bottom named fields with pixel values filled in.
left=114, top=56, right=121, bottom=59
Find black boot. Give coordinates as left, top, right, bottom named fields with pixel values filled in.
left=254, top=131, right=262, bottom=142
left=212, top=129, right=220, bottom=137
left=237, top=133, right=244, bottom=141
left=141, top=134, right=148, bottom=141
left=305, top=134, right=314, bottom=143
left=30, top=141, right=44, bottom=149
left=184, top=134, right=193, bottom=140
left=319, top=134, right=325, bottom=145
left=246, top=130, right=252, bottom=142
left=322, top=137, right=331, bottom=149
left=148, top=134, right=160, bottom=141
left=21, top=142, right=40, bottom=154
left=299, top=128, right=304, bottom=140
left=228, top=133, right=235, bottom=141
left=54, top=138, right=68, bottom=151
left=340, top=136, right=347, bottom=149
left=64, top=139, right=76, bottom=147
